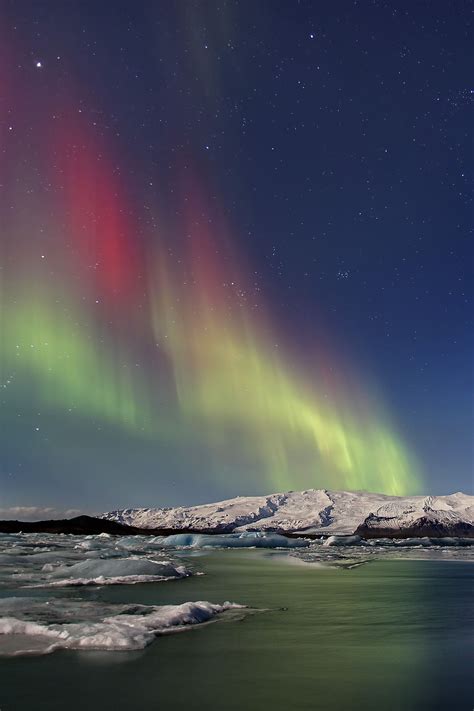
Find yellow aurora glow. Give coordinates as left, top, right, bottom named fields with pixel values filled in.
left=0, top=124, right=421, bottom=496
left=149, top=207, right=420, bottom=495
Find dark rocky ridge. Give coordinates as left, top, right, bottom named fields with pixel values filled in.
left=1, top=513, right=473, bottom=539
left=0, top=515, right=194, bottom=536
left=355, top=514, right=474, bottom=539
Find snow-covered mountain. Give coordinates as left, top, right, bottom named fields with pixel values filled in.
left=102, top=489, right=474, bottom=537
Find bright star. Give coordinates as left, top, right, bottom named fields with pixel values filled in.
left=35, top=60, right=43, bottom=68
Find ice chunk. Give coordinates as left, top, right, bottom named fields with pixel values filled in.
left=0, top=601, right=245, bottom=656
left=47, top=557, right=190, bottom=585
left=323, top=535, right=362, bottom=547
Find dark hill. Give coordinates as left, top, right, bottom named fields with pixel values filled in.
left=0, top=515, right=216, bottom=537
left=0, top=515, right=149, bottom=536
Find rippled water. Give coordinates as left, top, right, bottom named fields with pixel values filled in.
left=0, top=532, right=472, bottom=710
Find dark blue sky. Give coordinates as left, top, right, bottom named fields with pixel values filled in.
left=0, top=1, right=472, bottom=511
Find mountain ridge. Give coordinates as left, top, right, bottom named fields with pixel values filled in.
left=102, top=489, right=474, bottom=538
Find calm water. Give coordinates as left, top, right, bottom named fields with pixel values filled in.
left=0, top=549, right=472, bottom=711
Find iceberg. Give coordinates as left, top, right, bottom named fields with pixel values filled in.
left=323, top=535, right=362, bottom=547
left=152, top=532, right=309, bottom=549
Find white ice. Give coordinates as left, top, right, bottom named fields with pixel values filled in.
left=0, top=600, right=244, bottom=656
left=151, top=532, right=309, bottom=549
left=46, top=557, right=191, bottom=586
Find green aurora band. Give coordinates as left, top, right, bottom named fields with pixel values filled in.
left=0, top=126, right=421, bottom=497
left=149, top=223, right=420, bottom=495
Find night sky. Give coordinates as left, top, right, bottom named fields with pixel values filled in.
left=0, top=1, right=472, bottom=515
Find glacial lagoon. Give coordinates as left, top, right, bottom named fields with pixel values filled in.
left=0, top=532, right=472, bottom=710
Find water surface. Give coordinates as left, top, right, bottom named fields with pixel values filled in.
left=0, top=542, right=472, bottom=710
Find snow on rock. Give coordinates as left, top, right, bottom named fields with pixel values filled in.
left=102, top=489, right=474, bottom=537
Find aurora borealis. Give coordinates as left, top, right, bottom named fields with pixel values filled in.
left=1, top=116, right=418, bottom=497
left=0, top=2, right=472, bottom=511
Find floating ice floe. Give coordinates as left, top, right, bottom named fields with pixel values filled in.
left=43, top=557, right=192, bottom=586
left=0, top=600, right=245, bottom=656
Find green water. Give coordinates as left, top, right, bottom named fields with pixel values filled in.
left=0, top=553, right=472, bottom=710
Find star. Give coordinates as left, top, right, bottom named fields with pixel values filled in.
left=35, top=60, right=43, bottom=69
